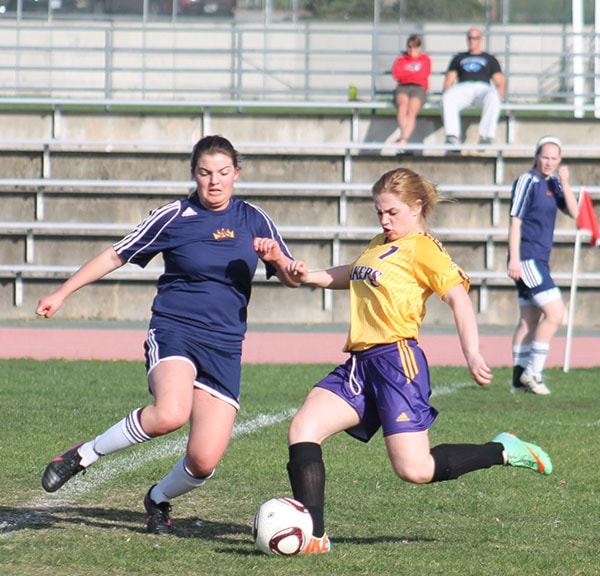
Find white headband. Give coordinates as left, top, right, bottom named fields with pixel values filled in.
left=535, top=136, right=561, bottom=154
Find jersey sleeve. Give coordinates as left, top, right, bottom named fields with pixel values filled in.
left=510, top=173, right=534, bottom=219
left=113, top=201, right=181, bottom=268
left=414, top=235, right=470, bottom=298
left=247, top=202, right=293, bottom=279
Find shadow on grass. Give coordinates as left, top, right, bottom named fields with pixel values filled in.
left=0, top=505, right=249, bottom=541
left=1, top=505, right=437, bottom=555
left=212, top=534, right=438, bottom=557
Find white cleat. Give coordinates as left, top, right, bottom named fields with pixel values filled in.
left=519, top=371, right=551, bottom=395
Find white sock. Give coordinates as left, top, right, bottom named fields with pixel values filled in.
left=151, top=457, right=215, bottom=503
left=529, top=341, right=550, bottom=375
left=77, top=409, right=152, bottom=467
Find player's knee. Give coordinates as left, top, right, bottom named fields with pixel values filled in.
left=395, top=468, right=432, bottom=484
left=391, top=461, right=433, bottom=484
left=149, top=407, right=189, bottom=436
left=185, top=450, right=220, bottom=478
left=288, top=413, right=309, bottom=444
left=544, top=305, right=564, bottom=327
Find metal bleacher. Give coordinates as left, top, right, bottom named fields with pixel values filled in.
left=1, top=98, right=600, bottom=327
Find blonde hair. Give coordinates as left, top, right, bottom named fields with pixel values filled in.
left=371, top=167, right=439, bottom=221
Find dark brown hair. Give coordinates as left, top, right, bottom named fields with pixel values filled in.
left=407, top=34, right=422, bottom=48
left=190, top=135, right=240, bottom=174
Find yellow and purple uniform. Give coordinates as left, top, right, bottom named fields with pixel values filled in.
left=345, top=232, right=469, bottom=351
left=317, top=232, right=469, bottom=441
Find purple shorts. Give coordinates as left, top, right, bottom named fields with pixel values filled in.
left=316, top=340, right=438, bottom=442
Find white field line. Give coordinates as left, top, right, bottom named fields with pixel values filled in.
left=1, top=409, right=297, bottom=537
left=430, top=381, right=475, bottom=397
left=1, top=384, right=474, bottom=537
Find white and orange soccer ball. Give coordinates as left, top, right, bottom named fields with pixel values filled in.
left=252, top=497, right=314, bottom=556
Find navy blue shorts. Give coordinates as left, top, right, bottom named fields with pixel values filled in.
left=315, top=340, right=438, bottom=442
left=144, top=326, right=242, bottom=410
left=516, top=258, right=561, bottom=306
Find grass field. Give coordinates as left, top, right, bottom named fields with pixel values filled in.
left=1, top=359, right=599, bottom=576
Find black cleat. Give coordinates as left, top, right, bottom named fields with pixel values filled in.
left=42, top=442, right=86, bottom=493
left=144, top=485, right=174, bottom=535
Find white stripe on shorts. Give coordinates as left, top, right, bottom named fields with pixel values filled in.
left=521, top=258, right=543, bottom=289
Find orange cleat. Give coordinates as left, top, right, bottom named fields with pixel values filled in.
left=302, top=533, right=331, bottom=554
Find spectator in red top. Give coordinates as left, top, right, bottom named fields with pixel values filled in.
left=391, top=34, right=432, bottom=151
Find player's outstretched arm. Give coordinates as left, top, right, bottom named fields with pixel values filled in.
left=253, top=237, right=300, bottom=287
left=35, top=247, right=126, bottom=318
left=442, top=284, right=493, bottom=386
left=289, top=261, right=350, bottom=289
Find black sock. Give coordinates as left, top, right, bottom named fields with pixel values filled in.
left=430, top=442, right=504, bottom=482
left=512, top=365, right=525, bottom=387
left=287, top=442, right=326, bottom=537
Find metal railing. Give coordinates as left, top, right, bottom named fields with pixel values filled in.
left=1, top=20, right=599, bottom=106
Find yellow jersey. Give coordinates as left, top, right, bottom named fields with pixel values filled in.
left=344, top=232, right=469, bottom=352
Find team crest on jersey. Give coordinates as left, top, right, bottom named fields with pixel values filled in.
left=213, top=228, right=235, bottom=240
left=351, top=265, right=383, bottom=287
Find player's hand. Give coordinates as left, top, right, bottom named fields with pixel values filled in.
left=287, top=260, right=309, bottom=284
left=467, top=354, right=493, bottom=386
left=507, top=258, right=522, bottom=281
left=557, top=164, right=569, bottom=184
left=35, top=292, right=65, bottom=318
left=253, top=237, right=282, bottom=262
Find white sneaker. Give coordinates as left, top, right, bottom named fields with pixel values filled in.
left=520, top=371, right=551, bottom=395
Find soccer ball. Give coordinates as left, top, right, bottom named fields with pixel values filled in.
left=253, top=497, right=313, bottom=556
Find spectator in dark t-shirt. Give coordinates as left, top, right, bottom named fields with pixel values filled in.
left=441, top=27, right=505, bottom=151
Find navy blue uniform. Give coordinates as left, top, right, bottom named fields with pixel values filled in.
left=113, top=194, right=292, bottom=404
left=510, top=170, right=566, bottom=302
left=510, top=170, right=566, bottom=261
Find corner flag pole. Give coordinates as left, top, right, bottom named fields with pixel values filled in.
left=563, top=190, right=586, bottom=373
left=564, top=228, right=582, bottom=373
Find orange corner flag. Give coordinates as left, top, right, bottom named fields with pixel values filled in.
left=576, top=190, right=600, bottom=248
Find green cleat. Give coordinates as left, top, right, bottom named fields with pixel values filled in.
left=493, top=432, right=553, bottom=475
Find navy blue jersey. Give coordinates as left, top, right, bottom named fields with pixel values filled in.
left=447, top=51, right=502, bottom=83
left=113, top=194, right=292, bottom=348
left=510, top=170, right=566, bottom=262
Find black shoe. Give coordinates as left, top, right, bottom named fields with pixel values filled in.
left=42, top=442, right=86, bottom=493
left=144, top=485, right=174, bottom=535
